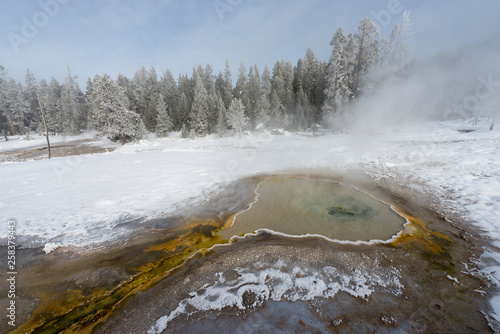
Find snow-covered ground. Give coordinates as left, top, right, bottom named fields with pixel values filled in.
left=1, top=119, right=500, bottom=319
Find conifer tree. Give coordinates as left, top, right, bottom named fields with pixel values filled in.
left=155, top=93, right=173, bottom=137
left=190, top=75, right=209, bottom=136
left=89, top=73, right=146, bottom=144
left=222, top=60, right=233, bottom=109
left=227, top=98, right=248, bottom=138
left=353, top=17, right=381, bottom=96
left=214, top=93, right=227, bottom=137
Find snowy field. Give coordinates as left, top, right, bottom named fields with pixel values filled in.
left=1, top=119, right=500, bottom=319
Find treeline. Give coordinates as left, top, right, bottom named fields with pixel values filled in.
left=0, top=15, right=411, bottom=142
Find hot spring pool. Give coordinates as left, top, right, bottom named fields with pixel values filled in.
left=218, top=176, right=407, bottom=242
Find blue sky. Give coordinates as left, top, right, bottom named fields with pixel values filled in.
left=1, top=0, right=499, bottom=88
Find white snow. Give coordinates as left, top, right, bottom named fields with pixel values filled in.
left=1, top=119, right=500, bottom=322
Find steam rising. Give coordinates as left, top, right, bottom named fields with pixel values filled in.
left=350, top=38, right=500, bottom=131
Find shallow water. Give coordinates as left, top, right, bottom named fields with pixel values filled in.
left=219, top=176, right=407, bottom=241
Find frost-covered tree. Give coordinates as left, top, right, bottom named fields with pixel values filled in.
left=380, top=10, right=412, bottom=76
left=295, top=85, right=311, bottom=130
left=269, top=90, right=283, bottom=127
left=352, top=17, right=381, bottom=96
left=24, top=69, right=39, bottom=130
left=116, top=73, right=134, bottom=108
left=45, top=77, right=62, bottom=133
left=85, top=78, right=94, bottom=102
left=0, top=78, right=27, bottom=136
left=234, top=60, right=248, bottom=105
left=246, top=65, right=261, bottom=124
left=132, top=66, right=159, bottom=130
left=155, top=93, right=173, bottom=137
left=203, top=63, right=215, bottom=95
left=207, top=91, right=225, bottom=133
left=35, top=82, right=52, bottom=157
left=302, top=48, right=318, bottom=104
left=59, top=67, right=84, bottom=134
left=255, top=93, right=272, bottom=128
left=261, top=65, right=272, bottom=98
left=89, top=73, right=146, bottom=144
left=214, top=92, right=227, bottom=137
left=323, top=27, right=356, bottom=130
left=133, top=66, right=148, bottom=121
left=227, top=98, right=248, bottom=138
left=159, top=70, right=179, bottom=128
left=271, top=59, right=294, bottom=113
left=190, top=74, right=209, bottom=136
left=222, top=60, right=233, bottom=109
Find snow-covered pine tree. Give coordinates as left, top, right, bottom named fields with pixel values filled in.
left=46, top=77, right=62, bottom=134
left=14, top=82, right=29, bottom=136
left=1, top=78, right=28, bottom=136
left=214, top=92, right=227, bottom=137
left=0, top=78, right=16, bottom=135
left=207, top=91, right=225, bottom=133
left=352, top=18, right=381, bottom=96
left=132, top=66, right=160, bottom=131
left=37, top=79, right=50, bottom=132
left=133, top=66, right=148, bottom=122
left=190, top=74, right=209, bottom=136
left=227, top=98, right=248, bottom=138
left=271, top=60, right=294, bottom=114
left=222, top=60, right=233, bottom=109
left=323, top=27, right=355, bottom=131
left=59, top=67, right=81, bottom=134
left=295, top=85, right=311, bottom=130
left=190, top=75, right=209, bottom=136
left=269, top=90, right=283, bottom=127
left=261, top=65, right=272, bottom=98
left=177, top=92, right=190, bottom=130
left=203, top=63, right=216, bottom=95
left=155, top=93, right=173, bottom=137
left=234, top=60, right=248, bottom=106
left=255, top=93, right=271, bottom=128
left=302, top=48, right=318, bottom=105
left=144, top=67, right=159, bottom=130
left=246, top=65, right=261, bottom=124
left=24, top=69, right=39, bottom=131
left=89, top=73, right=146, bottom=145
left=0, top=66, right=8, bottom=138
left=159, top=70, right=179, bottom=129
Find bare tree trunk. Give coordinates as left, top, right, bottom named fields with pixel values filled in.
left=491, top=112, right=496, bottom=131
left=37, top=93, right=51, bottom=159
left=120, top=135, right=125, bottom=145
